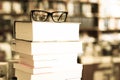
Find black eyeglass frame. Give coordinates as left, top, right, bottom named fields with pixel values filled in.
left=30, top=10, right=68, bottom=22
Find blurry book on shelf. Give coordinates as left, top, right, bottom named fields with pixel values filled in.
left=89, top=0, right=98, bottom=3
left=80, top=32, right=96, bottom=43
left=80, top=17, right=98, bottom=27
left=12, top=2, right=22, bottom=14
left=80, top=0, right=88, bottom=2
left=20, top=0, right=29, bottom=14
left=116, top=19, right=120, bottom=29
left=99, top=5, right=109, bottom=17
left=0, top=19, right=12, bottom=42
left=14, top=39, right=82, bottom=55
left=99, top=18, right=117, bottom=30
left=80, top=18, right=89, bottom=27
left=38, top=1, right=44, bottom=10
left=56, top=2, right=66, bottom=11
left=99, top=33, right=120, bottom=42
left=68, top=17, right=80, bottom=22
left=28, top=1, right=38, bottom=12
left=82, top=3, right=92, bottom=17
left=108, top=18, right=116, bottom=30
left=0, top=2, right=2, bottom=13
left=73, top=2, right=80, bottom=16
left=109, top=5, right=120, bottom=17
left=99, top=0, right=109, bottom=4
left=99, top=19, right=108, bottom=31
left=0, top=43, right=12, bottom=61
left=0, top=1, right=11, bottom=14
left=15, top=21, right=80, bottom=41
left=0, top=62, right=9, bottom=80
left=67, top=1, right=74, bottom=16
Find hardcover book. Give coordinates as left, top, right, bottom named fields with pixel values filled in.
left=15, top=21, right=80, bottom=41
left=14, top=63, right=53, bottom=74
left=14, top=39, right=83, bottom=55
left=20, top=57, right=77, bottom=68
left=19, top=53, right=78, bottom=61
left=15, top=64, right=83, bottom=80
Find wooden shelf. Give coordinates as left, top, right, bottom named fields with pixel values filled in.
left=100, top=29, right=120, bottom=33
left=0, top=13, right=29, bottom=16
left=0, top=29, right=12, bottom=33
left=80, top=27, right=98, bottom=31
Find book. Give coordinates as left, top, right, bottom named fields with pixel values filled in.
left=14, top=39, right=83, bottom=55
left=20, top=57, right=77, bottom=68
left=2, top=1, right=11, bottom=13
left=82, top=4, right=92, bottom=17
left=15, top=64, right=83, bottom=80
left=19, top=52, right=78, bottom=61
left=12, top=2, right=22, bottom=14
left=20, top=58, right=56, bottom=68
left=14, top=63, right=82, bottom=75
left=15, top=70, right=62, bottom=80
left=14, top=63, right=53, bottom=74
left=15, top=21, right=80, bottom=41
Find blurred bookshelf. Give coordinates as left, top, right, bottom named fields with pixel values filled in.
left=0, top=0, right=120, bottom=80
left=0, top=0, right=120, bottom=58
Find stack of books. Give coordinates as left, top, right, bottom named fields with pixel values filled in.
left=12, top=21, right=83, bottom=80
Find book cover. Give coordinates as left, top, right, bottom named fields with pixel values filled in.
left=14, top=39, right=83, bottom=55
left=15, top=21, right=80, bottom=41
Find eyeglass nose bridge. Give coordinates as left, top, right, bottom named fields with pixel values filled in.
left=46, top=12, right=55, bottom=22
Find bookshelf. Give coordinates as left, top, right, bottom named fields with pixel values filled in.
left=0, top=0, right=120, bottom=80
left=0, top=0, right=120, bottom=56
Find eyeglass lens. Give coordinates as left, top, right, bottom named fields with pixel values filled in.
left=52, top=12, right=67, bottom=22
left=32, top=11, right=48, bottom=21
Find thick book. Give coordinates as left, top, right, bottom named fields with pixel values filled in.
left=19, top=53, right=78, bottom=61
left=20, top=58, right=57, bottom=68
left=15, top=21, right=80, bottom=41
left=15, top=64, right=83, bottom=80
left=14, top=63, right=82, bottom=74
left=15, top=70, right=62, bottom=80
left=14, top=39, right=83, bottom=55
left=14, top=63, right=53, bottom=74
left=20, top=57, right=77, bottom=68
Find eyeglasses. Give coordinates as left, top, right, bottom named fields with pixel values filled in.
left=30, top=10, right=68, bottom=22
